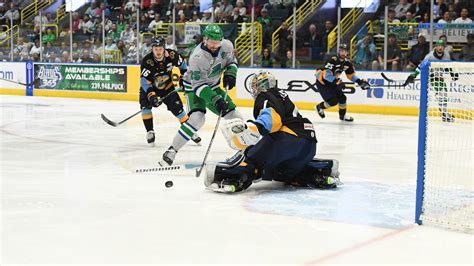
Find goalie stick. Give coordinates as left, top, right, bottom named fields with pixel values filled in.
left=195, top=86, right=229, bottom=178
left=101, top=89, right=180, bottom=127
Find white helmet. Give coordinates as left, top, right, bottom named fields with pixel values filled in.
left=250, top=71, right=276, bottom=99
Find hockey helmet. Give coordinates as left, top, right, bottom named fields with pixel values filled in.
left=203, top=24, right=224, bottom=41
left=151, top=36, right=165, bottom=47
left=339, top=43, right=349, bottom=51
left=250, top=71, right=276, bottom=99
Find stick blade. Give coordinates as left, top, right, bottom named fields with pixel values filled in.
left=101, top=114, right=118, bottom=127
left=381, top=72, right=395, bottom=82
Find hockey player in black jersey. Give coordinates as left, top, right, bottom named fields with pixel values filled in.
left=314, top=43, right=370, bottom=122
left=139, top=37, right=201, bottom=162
left=204, top=71, right=341, bottom=193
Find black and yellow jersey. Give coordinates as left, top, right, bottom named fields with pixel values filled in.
left=316, top=55, right=359, bottom=85
left=140, top=49, right=187, bottom=92
left=251, top=88, right=317, bottom=142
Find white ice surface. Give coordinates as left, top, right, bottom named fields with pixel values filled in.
left=1, top=95, right=472, bottom=265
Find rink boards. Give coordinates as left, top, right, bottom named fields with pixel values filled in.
left=0, top=61, right=434, bottom=116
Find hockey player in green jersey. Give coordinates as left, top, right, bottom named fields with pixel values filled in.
left=161, top=24, right=244, bottom=165
left=404, top=39, right=455, bottom=122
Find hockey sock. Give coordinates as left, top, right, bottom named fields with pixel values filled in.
left=338, top=104, right=347, bottom=118
left=142, top=109, right=154, bottom=131
left=170, top=111, right=205, bottom=151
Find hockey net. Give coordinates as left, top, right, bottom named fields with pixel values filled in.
left=416, top=60, right=473, bottom=232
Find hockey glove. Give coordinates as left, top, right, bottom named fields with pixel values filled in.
left=356, top=79, right=370, bottom=90
left=223, top=74, right=236, bottom=90
left=147, top=91, right=160, bottom=107
left=212, top=95, right=229, bottom=114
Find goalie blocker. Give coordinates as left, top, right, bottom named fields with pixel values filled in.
left=205, top=71, right=341, bottom=193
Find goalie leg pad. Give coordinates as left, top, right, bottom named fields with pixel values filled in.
left=295, top=159, right=341, bottom=189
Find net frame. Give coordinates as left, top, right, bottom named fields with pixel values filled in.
left=416, top=60, right=473, bottom=233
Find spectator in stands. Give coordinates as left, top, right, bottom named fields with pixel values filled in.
left=189, top=11, right=201, bottom=23
left=29, top=39, right=43, bottom=59
left=1, top=3, right=19, bottom=24
left=96, top=2, right=111, bottom=18
left=105, top=37, right=118, bottom=51
left=93, top=23, right=103, bottom=42
left=59, top=41, right=68, bottom=55
left=221, top=0, right=233, bottom=17
left=214, top=8, right=227, bottom=23
left=79, top=15, right=95, bottom=35
left=43, top=41, right=56, bottom=62
left=165, top=35, right=177, bottom=51
left=434, top=0, right=448, bottom=20
left=148, top=14, right=163, bottom=33
left=305, top=23, right=322, bottom=48
left=58, top=51, right=70, bottom=63
left=258, top=8, right=273, bottom=47
left=236, top=0, right=246, bottom=17
left=403, top=11, right=417, bottom=23
left=354, top=33, right=376, bottom=70
left=373, top=33, right=401, bottom=71
left=72, top=42, right=82, bottom=57
left=321, top=20, right=334, bottom=56
left=229, top=7, right=244, bottom=23
left=139, top=14, right=149, bottom=32
left=260, top=48, right=274, bottom=68
left=80, top=49, right=94, bottom=63
left=85, top=2, right=98, bottom=19
left=283, top=50, right=301, bottom=69
left=201, top=9, right=213, bottom=23
left=278, top=21, right=293, bottom=63
left=178, top=11, right=187, bottom=23
left=129, top=14, right=139, bottom=29
left=72, top=12, right=81, bottom=33
left=13, top=38, right=29, bottom=61
left=387, top=9, right=400, bottom=23
left=458, top=33, right=474, bottom=62
left=454, top=0, right=471, bottom=18
left=42, top=28, right=56, bottom=44
left=120, top=24, right=136, bottom=45
left=439, top=34, right=454, bottom=58
left=437, top=11, right=452, bottom=23
left=125, top=0, right=140, bottom=14
left=107, top=24, right=120, bottom=43
left=406, top=33, right=429, bottom=70
left=103, top=16, right=113, bottom=32
left=34, top=12, right=48, bottom=31
left=420, top=12, right=430, bottom=23
left=454, top=8, right=473, bottom=23
left=117, top=14, right=127, bottom=33
left=409, top=0, right=429, bottom=19
left=91, top=38, right=103, bottom=56
left=165, top=10, right=173, bottom=23
left=124, top=43, right=138, bottom=64
left=140, top=38, right=152, bottom=58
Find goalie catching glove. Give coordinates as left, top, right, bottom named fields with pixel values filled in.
left=221, top=118, right=261, bottom=151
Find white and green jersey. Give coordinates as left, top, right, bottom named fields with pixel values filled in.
left=183, top=39, right=238, bottom=96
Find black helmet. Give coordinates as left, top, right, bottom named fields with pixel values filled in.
left=339, top=43, right=349, bottom=50
left=151, top=36, right=165, bottom=47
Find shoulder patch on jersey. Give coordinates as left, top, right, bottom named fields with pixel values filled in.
left=146, top=59, right=154, bottom=66
left=331, top=56, right=337, bottom=61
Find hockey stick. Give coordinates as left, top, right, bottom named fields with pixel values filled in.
left=0, top=77, right=34, bottom=87
left=101, top=89, right=180, bottom=127
left=135, top=163, right=200, bottom=173
left=381, top=72, right=418, bottom=87
left=195, top=86, right=229, bottom=177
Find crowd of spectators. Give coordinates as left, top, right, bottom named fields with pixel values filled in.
left=0, top=0, right=472, bottom=67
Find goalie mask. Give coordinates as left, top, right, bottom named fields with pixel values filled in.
left=250, top=71, right=276, bottom=99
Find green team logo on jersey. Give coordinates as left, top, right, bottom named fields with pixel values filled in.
left=208, top=63, right=222, bottom=79
left=221, top=52, right=226, bottom=59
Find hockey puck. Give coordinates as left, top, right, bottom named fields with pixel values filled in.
left=165, top=180, right=173, bottom=188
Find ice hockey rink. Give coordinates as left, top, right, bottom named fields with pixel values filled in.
left=1, top=95, right=472, bottom=265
